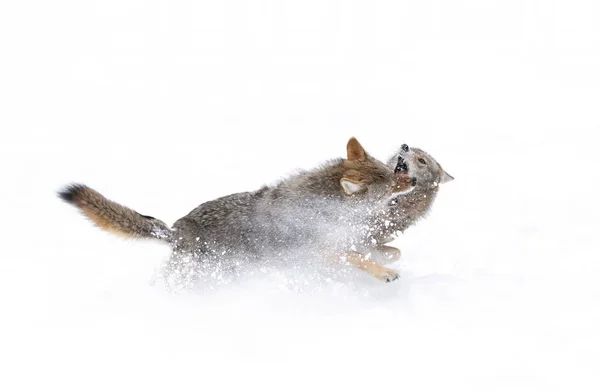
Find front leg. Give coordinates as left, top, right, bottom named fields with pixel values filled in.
left=368, top=245, right=402, bottom=264
left=342, top=251, right=399, bottom=282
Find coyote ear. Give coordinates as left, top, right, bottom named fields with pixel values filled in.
left=347, top=137, right=366, bottom=161
left=440, top=170, right=454, bottom=184
left=340, top=178, right=364, bottom=195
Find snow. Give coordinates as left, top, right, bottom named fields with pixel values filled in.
left=1, top=1, right=600, bottom=390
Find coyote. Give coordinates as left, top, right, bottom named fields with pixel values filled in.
left=366, top=143, right=454, bottom=263
left=58, top=138, right=416, bottom=284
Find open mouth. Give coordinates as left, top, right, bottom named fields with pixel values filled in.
left=394, top=144, right=412, bottom=174
left=394, top=155, right=409, bottom=174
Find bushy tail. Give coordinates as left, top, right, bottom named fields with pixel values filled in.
left=58, top=183, right=172, bottom=243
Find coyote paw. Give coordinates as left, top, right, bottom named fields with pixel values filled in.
left=374, top=267, right=399, bottom=283
left=384, top=272, right=399, bottom=283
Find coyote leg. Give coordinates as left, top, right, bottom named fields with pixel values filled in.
left=370, top=245, right=402, bottom=264
left=342, top=251, right=399, bottom=282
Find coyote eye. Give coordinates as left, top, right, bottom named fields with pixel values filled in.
left=418, top=158, right=427, bottom=165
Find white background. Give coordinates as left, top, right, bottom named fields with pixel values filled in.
left=1, top=1, right=599, bottom=390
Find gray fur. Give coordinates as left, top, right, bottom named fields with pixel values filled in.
left=58, top=140, right=453, bottom=286
left=170, top=158, right=399, bottom=262
left=59, top=141, right=415, bottom=286
left=370, top=146, right=454, bottom=245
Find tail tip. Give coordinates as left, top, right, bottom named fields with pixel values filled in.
left=57, top=183, right=87, bottom=203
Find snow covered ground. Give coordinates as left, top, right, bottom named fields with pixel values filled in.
left=1, top=1, right=599, bottom=390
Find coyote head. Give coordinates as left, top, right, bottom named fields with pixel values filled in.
left=389, top=143, right=453, bottom=191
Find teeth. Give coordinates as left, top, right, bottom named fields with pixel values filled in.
left=394, top=156, right=408, bottom=173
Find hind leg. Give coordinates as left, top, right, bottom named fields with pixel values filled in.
left=159, top=250, right=202, bottom=292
